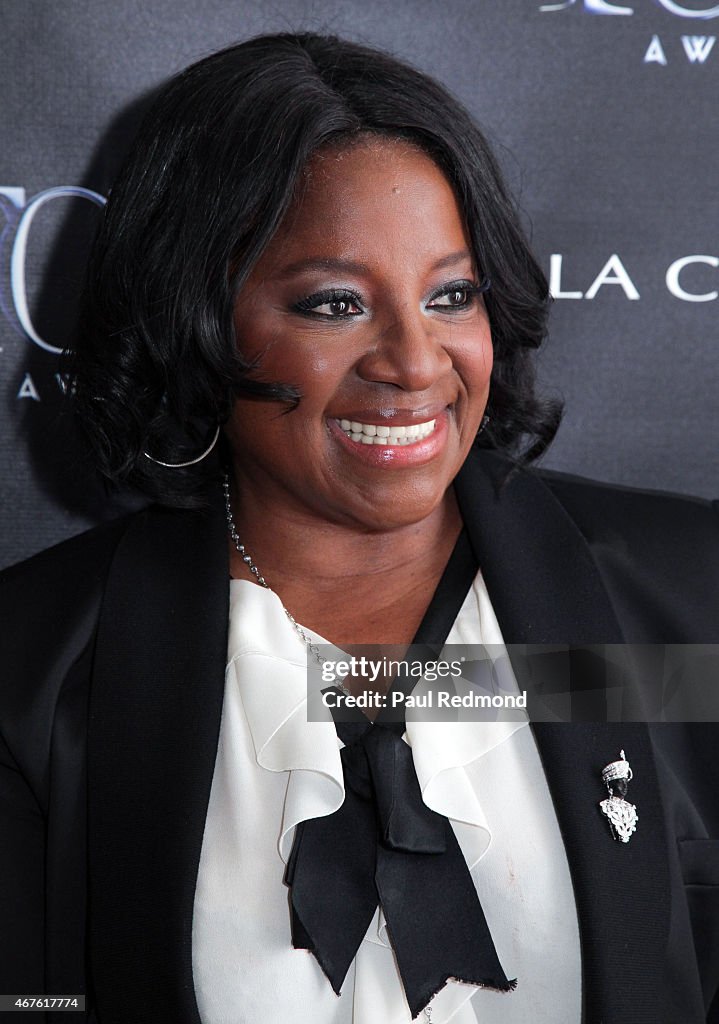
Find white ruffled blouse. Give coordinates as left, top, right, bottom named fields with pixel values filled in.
left=191, top=573, right=582, bottom=1023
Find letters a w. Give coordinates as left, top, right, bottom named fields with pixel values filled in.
left=681, top=35, right=716, bottom=61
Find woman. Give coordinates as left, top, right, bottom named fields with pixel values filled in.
left=1, top=32, right=718, bottom=1024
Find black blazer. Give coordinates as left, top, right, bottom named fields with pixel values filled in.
left=1, top=449, right=719, bottom=1024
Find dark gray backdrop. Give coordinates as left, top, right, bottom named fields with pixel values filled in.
left=1, top=0, right=717, bottom=569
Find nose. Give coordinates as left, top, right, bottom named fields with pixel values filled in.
left=355, top=308, right=453, bottom=392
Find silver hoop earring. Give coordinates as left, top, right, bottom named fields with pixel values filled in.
left=143, top=423, right=220, bottom=468
left=478, top=414, right=490, bottom=435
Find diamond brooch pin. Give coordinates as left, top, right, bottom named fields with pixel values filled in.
left=599, top=749, right=638, bottom=843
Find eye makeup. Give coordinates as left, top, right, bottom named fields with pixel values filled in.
left=291, top=276, right=490, bottom=320
left=291, top=288, right=364, bottom=318
left=425, top=277, right=491, bottom=311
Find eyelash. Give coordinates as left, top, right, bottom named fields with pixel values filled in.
left=427, top=277, right=491, bottom=311
left=291, top=277, right=490, bottom=320
left=292, top=289, right=363, bottom=318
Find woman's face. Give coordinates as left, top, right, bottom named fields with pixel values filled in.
left=226, top=139, right=493, bottom=532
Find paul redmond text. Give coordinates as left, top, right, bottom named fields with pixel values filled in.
left=321, top=690, right=528, bottom=710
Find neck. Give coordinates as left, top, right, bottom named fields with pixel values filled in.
left=226, top=482, right=463, bottom=646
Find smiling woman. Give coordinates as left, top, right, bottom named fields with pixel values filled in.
left=1, top=31, right=719, bottom=1024
left=68, top=35, right=556, bottom=512
left=225, top=139, right=494, bottom=644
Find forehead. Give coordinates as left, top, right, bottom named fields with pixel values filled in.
left=300, top=136, right=440, bottom=188
left=264, top=138, right=471, bottom=265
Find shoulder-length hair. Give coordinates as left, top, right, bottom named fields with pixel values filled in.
left=70, top=31, right=561, bottom=506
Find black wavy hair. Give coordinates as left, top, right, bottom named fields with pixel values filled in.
left=69, top=31, right=562, bottom=506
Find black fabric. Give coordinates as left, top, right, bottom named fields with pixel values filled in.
left=88, top=505, right=229, bottom=1024
left=286, top=530, right=516, bottom=1017
left=530, top=723, right=674, bottom=1024
left=409, top=527, right=478, bottom=649
left=287, top=720, right=514, bottom=1017
left=380, top=527, right=478, bottom=708
left=1, top=450, right=719, bottom=1023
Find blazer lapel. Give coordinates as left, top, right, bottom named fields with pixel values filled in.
left=88, top=501, right=229, bottom=1024
left=531, top=724, right=671, bottom=1024
left=455, top=449, right=671, bottom=1024
left=454, top=448, right=625, bottom=646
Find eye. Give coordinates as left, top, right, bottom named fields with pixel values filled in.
left=431, top=288, right=471, bottom=308
left=320, top=297, right=362, bottom=317
left=292, top=289, right=364, bottom=318
left=426, top=278, right=490, bottom=311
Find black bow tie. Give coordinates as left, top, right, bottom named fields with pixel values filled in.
left=285, top=713, right=515, bottom=1017
left=284, top=530, right=515, bottom=1017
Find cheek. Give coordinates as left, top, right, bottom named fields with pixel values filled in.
left=456, top=323, right=493, bottom=390
left=478, top=330, right=494, bottom=380
left=234, top=316, right=350, bottom=399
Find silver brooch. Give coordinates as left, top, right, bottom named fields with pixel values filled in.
left=599, top=749, right=638, bottom=843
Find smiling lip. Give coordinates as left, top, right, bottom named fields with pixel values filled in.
left=328, top=410, right=450, bottom=466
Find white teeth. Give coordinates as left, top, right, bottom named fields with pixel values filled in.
left=336, top=417, right=437, bottom=445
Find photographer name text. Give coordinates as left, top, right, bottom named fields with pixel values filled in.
left=322, top=690, right=527, bottom=710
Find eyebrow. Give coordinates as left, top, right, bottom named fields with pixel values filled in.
left=277, top=249, right=474, bottom=278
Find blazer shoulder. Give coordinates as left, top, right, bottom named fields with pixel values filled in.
left=536, top=466, right=719, bottom=541
left=0, top=500, right=223, bottom=665
left=0, top=514, right=137, bottom=613
left=466, top=448, right=719, bottom=540
left=535, top=467, right=719, bottom=645
left=535, top=468, right=719, bottom=627
left=0, top=514, right=138, bottom=738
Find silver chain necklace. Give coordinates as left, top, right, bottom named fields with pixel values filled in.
left=223, top=473, right=351, bottom=689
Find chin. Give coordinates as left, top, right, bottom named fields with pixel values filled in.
left=348, top=487, right=450, bottom=533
